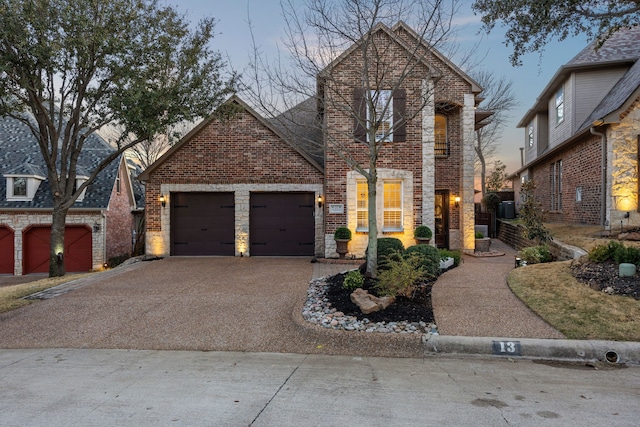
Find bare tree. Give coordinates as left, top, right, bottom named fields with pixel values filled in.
left=244, top=0, right=462, bottom=276
left=471, top=70, right=517, bottom=198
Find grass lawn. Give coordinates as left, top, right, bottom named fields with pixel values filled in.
left=508, top=223, right=640, bottom=341
left=0, top=273, right=95, bottom=314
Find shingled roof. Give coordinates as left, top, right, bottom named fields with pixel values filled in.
left=0, top=115, right=122, bottom=210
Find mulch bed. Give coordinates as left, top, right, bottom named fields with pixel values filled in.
left=324, top=273, right=435, bottom=323
left=570, top=258, right=640, bottom=300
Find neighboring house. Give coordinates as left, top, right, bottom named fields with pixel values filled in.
left=513, top=27, right=640, bottom=230
left=0, top=116, right=141, bottom=275
left=140, top=22, right=489, bottom=258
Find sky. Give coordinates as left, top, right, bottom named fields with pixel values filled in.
left=168, top=0, right=590, bottom=175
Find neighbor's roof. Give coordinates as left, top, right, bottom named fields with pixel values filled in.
left=518, top=26, right=640, bottom=128
left=0, top=114, right=122, bottom=210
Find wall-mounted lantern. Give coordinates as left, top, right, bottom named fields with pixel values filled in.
left=454, top=196, right=461, bottom=208
left=317, top=195, right=323, bottom=208
left=159, top=195, right=166, bottom=208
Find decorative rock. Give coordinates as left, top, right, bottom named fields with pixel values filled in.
left=350, top=288, right=396, bottom=314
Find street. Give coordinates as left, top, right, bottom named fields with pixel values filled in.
left=1, top=349, right=638, bottom=426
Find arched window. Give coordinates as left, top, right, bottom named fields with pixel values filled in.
left=434, top=114, right=448, bottom=156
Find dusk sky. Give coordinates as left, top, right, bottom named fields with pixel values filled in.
left=169, top=0, right=590, bottom=175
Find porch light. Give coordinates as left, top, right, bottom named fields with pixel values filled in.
left=159, top=194, right=166, bottom=207
left=454, top=196, right=461, bottom=208
left=317, top=195, right=323, bottom=208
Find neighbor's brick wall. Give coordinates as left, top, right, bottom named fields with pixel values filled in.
left=529, top=133, right=602, bottom=225
left=106, top=162, right=134, bottom=259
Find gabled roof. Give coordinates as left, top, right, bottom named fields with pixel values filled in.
left=318, top=21, right=482, bottom=94
left=0, top=114, right=123, bottom=210
left=138, top=95, right=324, bottom=181
left=518, top=26, right=640, bottom=127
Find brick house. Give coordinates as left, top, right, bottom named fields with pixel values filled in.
left=140, top=22, right=488, bottom=258
left=513, top=27, right=640, bottom=230
left=0, top=115, right=141, bottom=275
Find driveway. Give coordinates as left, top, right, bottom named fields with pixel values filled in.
left=0, top=257, right=423, bottom=357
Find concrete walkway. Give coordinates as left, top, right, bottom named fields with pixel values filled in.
left=432, top=239, right=565, bottom=339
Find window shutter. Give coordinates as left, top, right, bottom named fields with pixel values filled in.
left=354, top=88, right=366, bottom=143
left=393, top=89, right=406, bottom=142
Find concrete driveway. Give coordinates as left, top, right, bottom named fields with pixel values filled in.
left=0, top=257, right=423, bottom=357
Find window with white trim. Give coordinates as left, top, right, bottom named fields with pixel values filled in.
left=434, top=114, right=448, bottom=157
left=4, top=175, right=44, bottom=201
left=356, top=180, right=368, bottom=231
left=551, top=160, right=562, bottom=210
left=555, top=86, right=564, bottom=124
left=368, top=90, right=393, bottom=142
left=528, top=125, right=534, bottom=147
left=13, top=177, right=27, bottom=197
left=383, top=181, right=402, bottom=231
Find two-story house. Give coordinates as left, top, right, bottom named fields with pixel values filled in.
left=514, top=27, right=640, bottom=230
left=139, top=22, right=489, bottom=258
left=0, top=115, right=142, bottom=276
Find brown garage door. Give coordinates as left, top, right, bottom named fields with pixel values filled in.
left=23, top=225, right=92, bottom=274
left=250, top=193, right=315, bottom=256
left=170, top=192, right=235, bottom=256
left=0, top=226, right=14, bottom=274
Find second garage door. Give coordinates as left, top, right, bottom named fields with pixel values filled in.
left=250, top=193, right=315, bottom=256
left=23, top=225, right=92, bottom=274
left=0, top=226, right=14, bottom=274
left=171, top=192, right=235, bottom=256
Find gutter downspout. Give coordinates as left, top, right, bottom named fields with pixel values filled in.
left=590, top=126, right=607, bottom=227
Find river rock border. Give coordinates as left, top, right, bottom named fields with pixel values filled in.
left=302, top=276, right=437, bottom=334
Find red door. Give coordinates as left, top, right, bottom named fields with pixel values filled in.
left=0, top=226, right=14, bottom=274
left=23, top=226, right=92, bottom=274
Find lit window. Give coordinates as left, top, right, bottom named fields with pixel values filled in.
left=435, top=114, right=448, bottom=156
left=555, top=87, right=564, bottom=124
left=368, top=90, right=393, bottom=142
left=528, top=125, right=534, bottom=147
left=356, top=181, right=368, bottom=231
left=383, top=181, right=402, bottom=231
left=12, top=177, right=27, bottom=197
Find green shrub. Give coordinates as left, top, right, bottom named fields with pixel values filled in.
left=439, top=249, right=462, bottom=266
left=375, top=251, right=425, bottom=298
left=414, top=225, right=432, bottom=239
left=334, top=227, right=352, bottom=240
left=519, top=246, right=552, bottom=264
left=404, top=244, right=441, bottom=280
left=376, top=237, right=405, bottom=265
left=475, top=231, right=485, bottom=238
left=588, top=240, right=640, bottom=265
left=342, top=270, right=365, bottom=290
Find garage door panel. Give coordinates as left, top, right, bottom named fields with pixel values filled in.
left=171, top=192, right=235, bottom=256
left=250, top=193, right=315, bottom=256
left=0, top=226, right=14, bottom=274
left=23, top=226, right=92, bottom=274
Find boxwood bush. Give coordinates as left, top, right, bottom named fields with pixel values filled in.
left=404, top=244, right=441, bottom=280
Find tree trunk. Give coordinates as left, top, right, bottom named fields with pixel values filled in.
left=365, top=169, right=378, bottom=278
left=49, top=203, right=68, bottom=277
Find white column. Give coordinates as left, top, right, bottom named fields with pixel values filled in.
left=462, top=93, right=476, bottom=252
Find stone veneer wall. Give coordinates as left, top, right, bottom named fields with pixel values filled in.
left=0, top=211, right=105, bottom=275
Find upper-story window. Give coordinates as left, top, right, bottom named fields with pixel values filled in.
left=354, top=89, right=406, bottom=143
left=12, top=177, right=27, bottom=197
left=555, top=86, right=564, bottom=124
left=4, top=166, right=45, bottom=201
left=434, top=114, right=448, bottom=157
left=73, top=175, right=89, bottom=202
left=528, top=125, right=534, bottom=147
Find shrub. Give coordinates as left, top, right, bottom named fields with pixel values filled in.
left=610, top=243, right=640, bottom=265
left=519, top=246, right=552, bottom=264
left=414, top=225, right=432, bottom=239
left=588, top=241, right=627, bottom=263
left=334, top=227, right=352, bottom=240
left=404, top=244, right=441, bottom=280
left=376, top=237, right=405, bottom=265
left=475, top=231, right=485, bottom=239
left=375, top=251, right=425, bottom=298
left=342, top=270, right=364, bottom=290
left=439, top=249, right=462, bottom=266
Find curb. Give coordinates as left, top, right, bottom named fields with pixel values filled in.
left=423, top=334, right=640, bottom=365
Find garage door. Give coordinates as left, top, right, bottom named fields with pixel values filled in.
left=23, top=226, right=92, bottom=274
left=171, top=192, right=235, bottom=256
left=250, top=193, right=315, bottom=256
left=0, top=226, right=14, bottom=274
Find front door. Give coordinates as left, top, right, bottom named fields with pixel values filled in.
left=434, top=190, right=449, bottom=248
